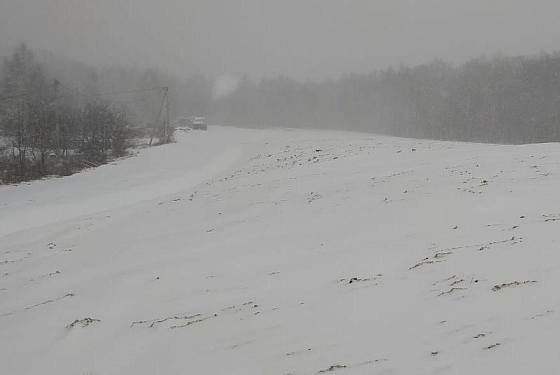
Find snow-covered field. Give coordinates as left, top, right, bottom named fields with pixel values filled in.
left=1, top=126, right=560, bottom=374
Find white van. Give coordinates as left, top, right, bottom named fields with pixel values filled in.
left=189, top=117, right=207, bottom=131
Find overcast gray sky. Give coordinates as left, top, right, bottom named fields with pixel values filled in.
left=2, top=0, right=560, bottom=81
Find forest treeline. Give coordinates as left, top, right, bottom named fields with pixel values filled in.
left=211, top=53, right=560, bottom=144
left=0, top=44, right=176, bottom=183
left=2, top=43, right=560, bottom=183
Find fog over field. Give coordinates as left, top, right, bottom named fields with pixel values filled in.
left=2, top=1, right=560, bottom=80
left=2, top=2, right=560, bottom=375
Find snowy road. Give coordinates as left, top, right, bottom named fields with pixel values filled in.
left=0, top=130, right=243, bottom=238
left=1, top=126, right=560, bottom=374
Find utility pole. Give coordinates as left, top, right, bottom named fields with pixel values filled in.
left=164, top=86, right=170, bottom=143
left=54, top=79, right=60, bottom=154
left=149, top=87, right=167, bottom=146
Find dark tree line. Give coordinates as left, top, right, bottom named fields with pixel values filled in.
left=3, top=44, right=560, bottom=182
left=0, top=44, right=133, bottom=183
left=210, top=53, right=560, bottom=144
left=35, top=49, right=207, bottom=127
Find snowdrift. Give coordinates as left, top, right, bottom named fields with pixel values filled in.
left=1, top=126, right=560, bottom=374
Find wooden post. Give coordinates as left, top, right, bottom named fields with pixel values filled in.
left=54, top=80, right=60, bottom=154
left=164, top=86, right=170, bottom=142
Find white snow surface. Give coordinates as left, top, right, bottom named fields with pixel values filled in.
left=1, top=126, right=560, bottom=374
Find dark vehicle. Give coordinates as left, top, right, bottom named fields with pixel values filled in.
left=189, top=117, right=207, bottom=130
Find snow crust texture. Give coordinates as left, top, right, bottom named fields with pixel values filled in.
left=1, top=126, right=560, bottom=374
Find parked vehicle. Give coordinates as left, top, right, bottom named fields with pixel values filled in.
left=189, top=117, right=207, bottom=131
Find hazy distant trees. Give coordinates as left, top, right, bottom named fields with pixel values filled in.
left=0, top=42, right=214, bottom=184
left=210, top=52, right=560, bottom=144
left=3, top=42, right=560, bottom=181
left=0, top=44, right=133, bottom=183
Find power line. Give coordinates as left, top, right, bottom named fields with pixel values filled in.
left=59, top=81, right=163, bottom=97
left=0, top=83, right=56, bottom=103
left=106, top=97, right=158, bottom=105
left=88, top=87, right=166, bottom=97
left=1, top=81, right=165, bottom=105
left=57, top=81, right=166, bottom=106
